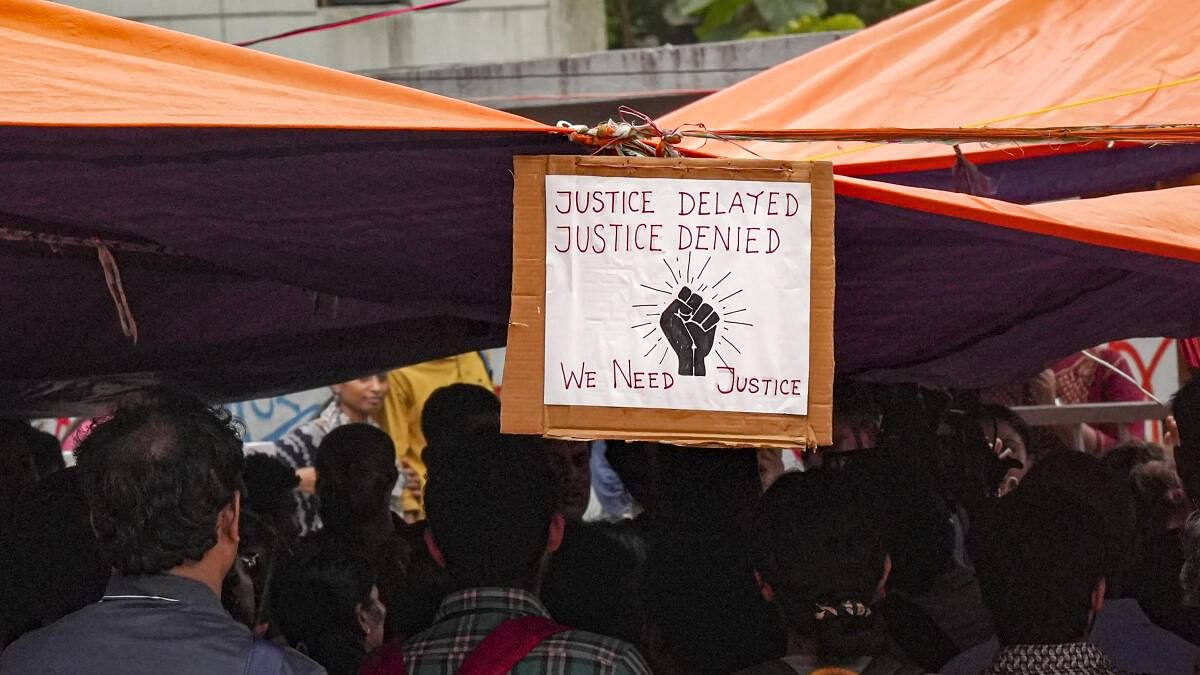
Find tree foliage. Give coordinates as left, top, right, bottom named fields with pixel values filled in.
left=605, top=0, right=930, bottom=47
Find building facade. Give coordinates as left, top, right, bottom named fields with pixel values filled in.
left=59, top=0, right=606, bottom=71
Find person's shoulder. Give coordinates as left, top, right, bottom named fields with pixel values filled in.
left=1134, top=617, right=1200, bottom=664
left=547, top=629, right=651, bottom=673
left=940, top=636, right=999, bottom=675
left=1099, top=600, right=1200, bottom=656
left=281, top=644, right=328, bottom=675
left=0, top=606, right=101, bottom=670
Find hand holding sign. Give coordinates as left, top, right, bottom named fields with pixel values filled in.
left=660, top=286, right=720, bottom=376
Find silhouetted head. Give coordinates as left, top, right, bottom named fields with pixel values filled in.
left=424, top=426, right=559, bottom=591
left=315, top=424, right=398, bottom=534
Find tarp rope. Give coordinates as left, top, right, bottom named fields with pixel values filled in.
left=0, top=226, right=185, bottom=344
left=558, top=73, right=1200, bottom=160
left=235, top=0, right=470, bottom=48
left=560, top=115, right=1200, bottom=159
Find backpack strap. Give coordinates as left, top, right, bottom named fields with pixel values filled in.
left=243, top=639, right=285, bottom=675
left=456, top=616, right=570, bottom=675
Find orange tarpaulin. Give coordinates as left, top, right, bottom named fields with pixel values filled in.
left=661, top=0, right=1200, bottom=178
left=1, top=0, right=553, bottom=131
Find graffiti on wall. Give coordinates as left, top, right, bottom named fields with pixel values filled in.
left=225, top=389, right=330, bottom=442
left=1107, top=338, right=1179, bottom=441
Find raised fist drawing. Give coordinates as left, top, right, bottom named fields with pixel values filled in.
left=660, top=286, right=720, bottom=376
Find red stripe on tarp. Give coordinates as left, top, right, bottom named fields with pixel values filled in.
left=236, top=0, right=469, bottom=47
left=834, top=176, right=1200, bottom=266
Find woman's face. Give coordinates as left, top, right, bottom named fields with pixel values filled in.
left=333, top=374, right=389, bottom=421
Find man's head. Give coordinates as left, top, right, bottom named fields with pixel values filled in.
left=420, top=383, right=500, bottom=449
left=242, top=453, right=302, bottom=541
left=1019, top=450, right=1136, bottom=595
left=1103, top=439, right=1165, bottom=481
left=975, top=484, right=1108, bottom=646
left=74, top=394, right=244, bottom=578
left=1130, top=459, right=1190, bottom=532
left=831, top=380, right=882, bottom=452
left=604, top=440, right=660, bottom=516
left=543, top=440, right=591, bottom=521
left=331, top=373, right=388, bottom=422
left=423, top=426, right=561, bottom=590
left=315, top=424, right=398, bottom=531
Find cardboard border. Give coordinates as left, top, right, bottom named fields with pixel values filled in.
left=502, top=156, right=834, bottom=447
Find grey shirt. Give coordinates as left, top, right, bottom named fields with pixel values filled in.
left=0, top=574, right=325, bottom=675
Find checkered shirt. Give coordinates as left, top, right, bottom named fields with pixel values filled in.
left=984, top=642, right=1132, bottom=675
left=402, top=587, right=651, bottom=675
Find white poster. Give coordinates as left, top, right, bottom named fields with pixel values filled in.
left=543, top=175, right=812, bottom=415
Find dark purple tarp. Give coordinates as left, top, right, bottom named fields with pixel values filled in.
left=0, top=127, right=573, bottom=416
left=856, top=144, right=1200, bottom=204
left=2, top=126, right=1198, bottom=415
left=836, top=195, right=1200, bottom=387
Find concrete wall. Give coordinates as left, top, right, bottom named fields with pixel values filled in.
left=367, top=31, right=849, bottom=104
left=366, top=31, right=853, bottom=124
left=59, top=0, right=606, bottom=71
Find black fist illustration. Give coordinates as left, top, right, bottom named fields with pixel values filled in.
left=660, top=286, right=720, bottom=376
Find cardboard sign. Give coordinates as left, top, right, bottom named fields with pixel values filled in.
left=503, top=156, right=834, bottom=448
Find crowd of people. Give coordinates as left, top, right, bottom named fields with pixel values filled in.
left=1, top=364, right=1199, bottom=675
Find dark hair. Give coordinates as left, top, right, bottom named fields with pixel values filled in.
left=74, top=394, right=244, bottom=575
left=0, top=468, right=109, bottom=646
left=885, top=481, right=956, bottom=595
left=271, top=543, right=376, bottom=675
left=424, top=426, right=556, bottom=589
left=1175, top=376, right=1200, bottom=450
left=655, top=446, right=762, bottom=532
left=28, top=430, right=65, bottom=480
left=420, top=384, right=500, bottom=449
left=972, top=404, right=1031, bottom=448
left=1103, top=439, right=1166, bottom=480
left=974, top=484, right=1107, bottom=645
left=0, top=420, right=40, bottom=526
left=243, top=453, right=301, bottom=541
left=603, top=440, right=661, bottom=517
left=315, top=424, right=398, bottom=533
left=543, top=521, right=648, bottom=645
left=1129, top=460, right=1186, bottom=543
left=750, top=468, right=888, bottom=659
left=389, top=520, right=450, bottom=639
left=645, top=528, right=786, bottom=674
left=1019, top=450, right=1136, bottom=588
left=833, top=379, right=883, bottom=446
left=222, top=508, right=284, bottom=632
